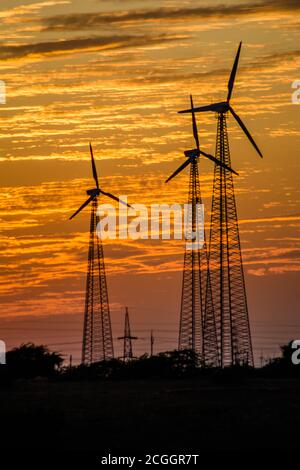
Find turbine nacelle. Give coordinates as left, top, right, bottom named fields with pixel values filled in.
left=87, top=188, right=100, bottom=197
left=184, top=149, right=200, bottom=159
left=209, top=101, right=229, bottom=113
left=180, top=101, right=229, bottom=114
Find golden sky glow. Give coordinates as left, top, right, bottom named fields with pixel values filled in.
left=0, top=0, right=299, bottom=363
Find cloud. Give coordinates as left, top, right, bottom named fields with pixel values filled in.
left=0, top=33, right=185, bottom=61
left=42, top=1, right=300, bottom=31
left=0, top=1, right=70, bottom=20
left=116, top=47, right=300, bottom=87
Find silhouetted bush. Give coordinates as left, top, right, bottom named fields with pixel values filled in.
left=60, top=358, right=124, bottom=381
left=263, top=340, right=300, bottom=377
left=60, top=349, right=215, bottom=381
left=6, top=343, right=63, bottom=379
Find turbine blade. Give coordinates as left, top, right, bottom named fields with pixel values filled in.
left=178, top=103, right=216, bottom=114
left=200, top=150, right=239, bottom=176
left=190, top=95, right=200, bottom=150
left=229, top=106, right=263, bottom=158
left=227, top=41, right=242, bottom=102
left=100, top=190, right=132, bottom=208
left=69, top=195, right=94, bottom=220
left=89, top=142, right=99, bottom=188
left=165, top=158, right=192, bottom=183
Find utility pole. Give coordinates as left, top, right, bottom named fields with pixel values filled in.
left=150, top=330, right=154, bottom=356
left=260, top=350, right=264, bottom=368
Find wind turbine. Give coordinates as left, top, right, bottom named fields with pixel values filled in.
left=165, top=95, right=237, bottom=366
left=179, top=42, right=263, bottom=158
left=70, top=143, right=131, bottom=364
left=178, top=42, right=260, bottom=367
left=70, top=143, right=130, bottom=220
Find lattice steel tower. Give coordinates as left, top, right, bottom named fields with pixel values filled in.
left=208, top=114, right=253, bottom=367
left=118, top=307, right=137, bottom=361
left=82, top=197, right=113, bottom=363
left=179, top=157, right=218, bottom=364
left=179, top=42, right=262, bottom=366
left=70, top=143, right=131, bottom=364
left=166, top=96, right=236, bottom=366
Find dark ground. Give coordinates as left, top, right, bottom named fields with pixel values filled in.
left=0, top=377, right=299, bottom=453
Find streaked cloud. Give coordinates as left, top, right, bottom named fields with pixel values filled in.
left=42, top=1, right=300, bottom=31
left=0, top=33, right=185, bottom=61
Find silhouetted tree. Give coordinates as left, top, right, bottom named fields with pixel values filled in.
left=158, top=349, right=200, bottom=375
left=263, top=340, right=300, bottom=377
left=280, top=340, right=297, bottom=363
left=6, top=343, right=63, bottom=378
left=61, top=349, right=202, bottom=381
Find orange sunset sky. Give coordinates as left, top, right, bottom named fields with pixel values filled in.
left=0, top=0, right=299, bottom=364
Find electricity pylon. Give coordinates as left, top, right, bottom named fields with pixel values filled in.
left=70, top=143, right=131, bottom=364
left=118, top=307, right=137, bottom=361
left=166, top=96, right=237, bottom=366
left=179, top=42, right=262, bottom=366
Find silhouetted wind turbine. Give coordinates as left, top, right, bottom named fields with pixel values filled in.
left=70, top=143, right=131, bottom=364
left=178, top=43, right=259, bottom=367
left=70, top=143, right=131, bottom=220
left=165, top=95, right=237, bottom=365
left=179, top=42, right=263, bottom=158
left=166, top=96, right=238, bottom=184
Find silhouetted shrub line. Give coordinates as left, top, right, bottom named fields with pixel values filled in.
left=1, top=341, right=300, bottom=385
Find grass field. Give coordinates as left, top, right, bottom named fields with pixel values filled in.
left=0, top=377, right=299, bottom=452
